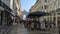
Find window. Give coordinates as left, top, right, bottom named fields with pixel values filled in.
left=41, top=7, right=43, bottom=9
left=58, top=1, right=60, bottom=8
left=44, top=0, right=47, bottom=2
left=58, top=13, right=60, bottom=15
left=44, top=5, right=48, bottom=9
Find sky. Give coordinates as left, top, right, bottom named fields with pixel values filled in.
left=20, top=0, right=36, bottom=12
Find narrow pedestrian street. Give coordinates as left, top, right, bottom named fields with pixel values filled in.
left=0, top=23, right=54, bottom=34
left=0, top=0, right=60, bottom=34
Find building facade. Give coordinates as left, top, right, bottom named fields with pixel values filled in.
left=0, top=0, right=21, bottom=25
left=29, top=0, right=60, bottom=27
left=15, top=0, right=21, bottom=17
left=0, top=0, right=12, bottom=25
left=29, top=0, right=60, bottom=33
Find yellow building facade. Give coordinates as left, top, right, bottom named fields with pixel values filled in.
left=15, top=0, right=21, bottom=17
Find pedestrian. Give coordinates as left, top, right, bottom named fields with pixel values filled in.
left=9, top=17, right=13, bottom=25
left=44, top=19, right=47, bottom=28
left=58, top=20, right=60, bottom=34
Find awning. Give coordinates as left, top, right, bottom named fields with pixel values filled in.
left=27, top=16, right=35, bottom=18
left=4, top=9, right=15, bottom=17
left=27, top=11, right=50, bottom=18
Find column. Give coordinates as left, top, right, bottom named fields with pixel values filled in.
left=55, top=0, right=58, bottom=27
left=15, top=0, right=21, bottom=17
left=51, top=14, right=54, bottom=28
left=46, top=17, right=47, bottom=21
left=52, top=14, right=54, bottom=22
left=10, top=0, right=13, bottom=9
left=49, top=15, right=50, bottom=21
left=55, top=13, right=58, bottom=27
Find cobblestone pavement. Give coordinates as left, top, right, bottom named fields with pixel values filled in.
left=0, top=24, right=17, bottom=34
left=0, top=23, right=59, bottom=34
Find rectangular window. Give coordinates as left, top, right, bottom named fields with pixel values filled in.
left=44, top=0, right=47, bottom=2
left=44, top=5, right=48, bottom=9
left=58, top=1, right=60, bottom=8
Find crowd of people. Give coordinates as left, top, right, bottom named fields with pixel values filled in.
left=23, top=19, right=57, bottom=31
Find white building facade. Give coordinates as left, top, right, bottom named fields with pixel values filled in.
left=30, top=0, right=60, bottom=27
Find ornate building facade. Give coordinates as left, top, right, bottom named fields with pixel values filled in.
left=15, top=0, right=21, bottom=17
left=29, top=0, right=60, bottom=27
left=0, top=0, right=21, bottom=25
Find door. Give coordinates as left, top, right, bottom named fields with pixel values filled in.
left=0, top=10, right=3, bottom=25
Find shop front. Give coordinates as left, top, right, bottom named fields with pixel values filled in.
left=0, top=10, right=3, bottom=25
left=0, top=1, right=14, bottom=25
left=26, top=11, right=50, bottom=30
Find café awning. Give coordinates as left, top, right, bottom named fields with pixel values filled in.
left=27, top=11, right=50, bottom=18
